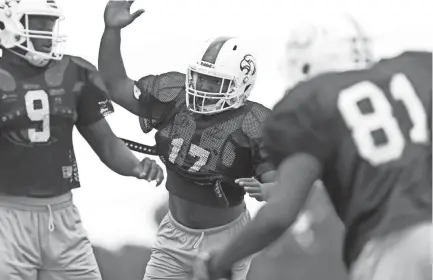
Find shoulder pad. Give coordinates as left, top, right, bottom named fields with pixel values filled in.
left=68, top=56, right=108, bottom=94
left=45, top=55, right=70, bottom=87
left=0, top=68, right=16, bottom=92
left=249, top=102, right=271, bottom=123
left=282, top=73, right=339, bottom=113
left=242, top=102, right=271, bottom=139
left=276, top=73, right=343, bottom=127
left=71, top=56, right=97, bottom=72
left=283, top=78, right=320, bottom=106
left=137, top=71, right=185, bottom=102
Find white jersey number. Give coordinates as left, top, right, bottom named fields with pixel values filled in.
left=24, top=90, right=51, bottom=143
left=338, top=73, right=428, bottom=166
left=169, top=138, right=210, bottom=172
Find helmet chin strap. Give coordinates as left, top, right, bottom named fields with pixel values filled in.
left=200, top=99, right=226, bottom=113
left=195, top=95, right=244, bottom=115
left=24, top=52, right=50, bottom=67
left=7, top=48, right=50, bottom=67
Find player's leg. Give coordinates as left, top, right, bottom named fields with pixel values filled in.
left=37, top=193, right=101, bottom=280
left=0, top=196, right=41, bottom=280
left=143, top=213, right=199, bottom=279
left=350, top=222, right=432, bottom=280
left=200, top=209, right=252, bottom=280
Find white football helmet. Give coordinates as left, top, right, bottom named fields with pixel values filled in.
left=186, top=36, right=257, bottom=115
left=280, top=13, right=374, bottom=89
left=0, top=0, right=66, bottom=66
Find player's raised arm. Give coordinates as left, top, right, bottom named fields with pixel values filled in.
left=98, top=0, right=144, bottom=116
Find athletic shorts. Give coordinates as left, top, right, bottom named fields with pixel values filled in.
left=0, top=192, right=101, bottom=280
left=144, top=209, right=252, bottom=280
left=350, top=222, right=432, bottom=280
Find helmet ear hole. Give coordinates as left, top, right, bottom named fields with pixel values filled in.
left=302, top=63, right=310, bottom=75
left=0, top=21, right=5, bottom=30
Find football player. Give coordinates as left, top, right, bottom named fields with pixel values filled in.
left=98, top=1, right=276, bottom=279
left=191, top=13, right=432, bottom=280
left=0, top=1, right=163, bottom=280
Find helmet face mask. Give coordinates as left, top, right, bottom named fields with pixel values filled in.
left=0, top=0, right=66, bottom=67
left=186, top=36, right=257, bottom=115
left=186, top=70, right=235, bottom=113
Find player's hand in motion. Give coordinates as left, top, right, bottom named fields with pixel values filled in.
left=235, top=177, right=272, bottom=202
left=132, top=157, right=164, bottom=186
left=104, top=0, right=144, bottom=29
left=190, top=252, right=232, bottom=280
left=190, top=252, right=210, bottom=280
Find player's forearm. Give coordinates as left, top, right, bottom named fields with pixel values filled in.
left=213, top=154, right=319, bottom=269
left=260, top=170, right=277, bottom=184
left=98, top=136, right=141, bottom=177
left=210, top=199, right=294, bottom=275
left=98, top=28, right=128, bottom=84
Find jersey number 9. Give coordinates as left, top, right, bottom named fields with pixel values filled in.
left=25, top=90, right=50, bottom=143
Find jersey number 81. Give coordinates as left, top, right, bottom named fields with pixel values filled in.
left=338, top=73, right=429, bottom=166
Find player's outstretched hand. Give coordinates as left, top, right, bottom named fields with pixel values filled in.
left=235, top=177, right=272, bottom=202
left=133, top=157, right=164, bottom=186
left=104, top=0, right=144, bottom=29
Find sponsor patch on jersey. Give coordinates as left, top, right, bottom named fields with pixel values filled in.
left=98, top=100, right=111, bottom=116
left=48, top=88, right=65, bottom=96
left=1, top=93, right=18, bottom=102
left=62, top=166, right=73, bottom=178
left=23, top=84, right=41, bottom=90
left=54, top=97, right=63, bottom=105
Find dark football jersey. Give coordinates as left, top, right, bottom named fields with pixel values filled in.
left=0, top=55, right=114, bottom=197
left=263, top=51, right=432, bottom=267
left=134, top=72, right=274, bottom=207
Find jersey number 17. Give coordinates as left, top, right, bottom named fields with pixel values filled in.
left=338, top=73, right=429, bottom=166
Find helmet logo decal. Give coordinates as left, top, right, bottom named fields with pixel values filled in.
left=47, top=0, right=58, bottom=8
left=2, top=0, right=20, bottom=8
left=200, top=61, right=213, bottom=68
left=240, top=54, right=256, bottom=76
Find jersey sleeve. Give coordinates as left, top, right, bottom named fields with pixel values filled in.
left=73, top=57, right=114, bottom=126
left=263, top=80, right=338, bottom=168
left=134, top=71, right=185, bottom=132
left=242, top=103, right=275, bottom=178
